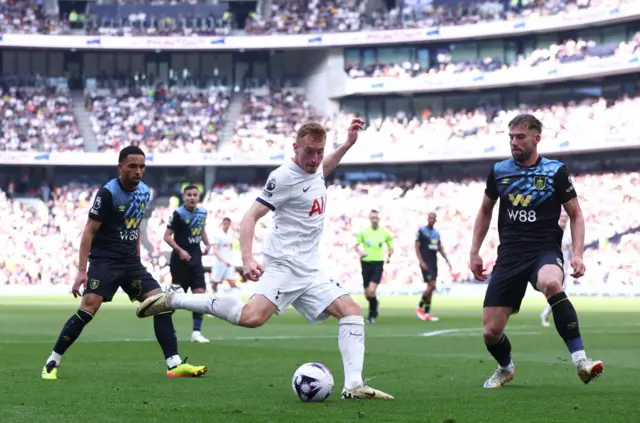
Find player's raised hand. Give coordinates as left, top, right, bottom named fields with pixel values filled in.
left=570, top=256, right=586, bottom=278
left=469, top=253, right=488, bottom=281
left=345, top=119, right=365, bottom=146
left=72, top=271, right=88, bottom=298
left=243, top=257, right=264, bottom=282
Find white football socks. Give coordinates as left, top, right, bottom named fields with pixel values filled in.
left=166, top=355, right=182, bottom=369
left=171, top=293, right=245, bottom=326
left=46, top=351, right=62, bottom=366
left=571, top=350, right=587, bottom=367
left=338, top=316, right=365, bottom=390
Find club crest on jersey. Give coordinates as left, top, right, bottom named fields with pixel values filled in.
left=119, top=205, right=126, bottom=212
left=266, top=178, right=276, bottom=192
left=140, top=202, right=146, bottom=213
left=534, top=176, right=546, bottom=190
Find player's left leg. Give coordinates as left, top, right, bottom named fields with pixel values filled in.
left=124, top=268, right=207, bottom=378
left=541, top=257, right=570, bottom=327
left=293, top=278, right=393, bottom=400
left=534, top=255, right=603, bottom=384
left=362, top=262, right=382, bottom=324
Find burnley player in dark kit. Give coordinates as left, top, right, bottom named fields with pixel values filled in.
left=42, top=146, right=207, bottom=380
left=469, top=114, right=603, bottom=388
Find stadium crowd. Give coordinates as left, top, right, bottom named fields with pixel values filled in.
left=2, top=171, right=638, bottom=289
left=0, top=0, right=631, bottom=36
left=0, top=0, right=70, bottom=35
left=221, top=88, right=322, bottom=158
left=4, top=84, right=640, bottom=158
left=0, top=87, right=83, bottom=152
left=86, top=87, right=229, bottom=153
left=345, top=35, right=640, bottom=79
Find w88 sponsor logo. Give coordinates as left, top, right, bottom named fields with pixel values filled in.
left=508, top=209, right=537, bottom=222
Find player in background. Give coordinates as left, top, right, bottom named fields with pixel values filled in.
left=470, top=114, right=602, bottom=388
left=540, top=213, right=572, bottom=327
left=210, top=217, right=238, bottom=294
left=163, top=185, right=211, bottom=343
left=137, top=120, right=394, bottom=400
left=42, top=146, right=207, bottom=380
left=354, top=210, right=393, bottom=324
left=415, top=212, right=452, bottom=322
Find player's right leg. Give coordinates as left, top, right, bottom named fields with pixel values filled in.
left=42, top=263, right=118, bottom=380
left=189, top=265, right=210, bottom=343
left=137, top=263, right=293, bottom=328
left=416, top=271, right=438, bottom=321
left=480, top=264, right=527, bottom=388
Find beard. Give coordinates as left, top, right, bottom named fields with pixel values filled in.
left=512, top=148, right=531, bottom=164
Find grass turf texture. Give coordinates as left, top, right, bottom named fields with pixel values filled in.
left=0, top=295, right=638, bottom=423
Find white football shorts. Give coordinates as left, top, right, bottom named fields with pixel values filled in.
left=254, top=262, right=347, bottom=325
left=211, top=262, right=236, bottom=283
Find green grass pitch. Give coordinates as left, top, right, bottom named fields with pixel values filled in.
left=0, top=295, right=638, bottom=423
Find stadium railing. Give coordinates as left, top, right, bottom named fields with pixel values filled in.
left=0, top=2, right=638, bottom=50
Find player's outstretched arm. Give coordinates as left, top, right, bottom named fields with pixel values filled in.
left=322, top=119, right=364, bottom=177
left=239, top=201, right=271, bottom=281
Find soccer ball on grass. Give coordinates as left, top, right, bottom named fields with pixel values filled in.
left=291, top=362, right=334, bottom=402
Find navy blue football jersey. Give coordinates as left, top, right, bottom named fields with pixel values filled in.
left=485, top=157, right=576, bottom=256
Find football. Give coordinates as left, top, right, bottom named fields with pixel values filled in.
left=291, top=362, right=334, bottom=402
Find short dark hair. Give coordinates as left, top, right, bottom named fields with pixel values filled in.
left=370, top=209, right=378, bottom=214
left=508, top=114, right=543, bottom=134
left=118, top=145, right=145, bottom=163
left=222, top=217, right=231, bottom=222
left=183, top=184, right=200, bottom=193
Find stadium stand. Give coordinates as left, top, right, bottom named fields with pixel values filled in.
left=86, top=87, right=229, bottom=153
left=0, top=0, right=638, bottom=300
left=2, top=169, right=638, bottom=288
left=344, top=35, right=640, bottom=79
left=0, top=87, right=83, bottom=152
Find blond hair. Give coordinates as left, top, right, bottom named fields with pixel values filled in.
left=296, top=122, right=326, bottom=143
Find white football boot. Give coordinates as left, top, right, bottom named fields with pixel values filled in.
left=191, top=331, right=210, bottom=343
left=576, top=358, right=604, bottom=384
left=483, top=363, right=515, bottom=388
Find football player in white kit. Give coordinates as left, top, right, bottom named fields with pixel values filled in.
left=210, top=217, right=238, bottom=292
left=137, top=120, right=394, bottom=400
left=541, top=213, right=572, bottom=327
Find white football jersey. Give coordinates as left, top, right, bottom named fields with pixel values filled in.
left=256, top=160, right=327, bottom=274
left=214, top=230, right=234, bottom=262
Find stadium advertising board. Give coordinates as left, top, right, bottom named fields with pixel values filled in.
left=0, top=136, right=637, bottom=166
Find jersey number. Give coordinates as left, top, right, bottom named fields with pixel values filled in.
left=507, top=209, right=537, bottom=222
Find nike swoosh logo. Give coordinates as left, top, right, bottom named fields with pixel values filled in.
left=302, top=186, right=311, bottom=192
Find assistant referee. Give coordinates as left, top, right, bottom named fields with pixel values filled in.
left=354, top=209, right=394, bottom=324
